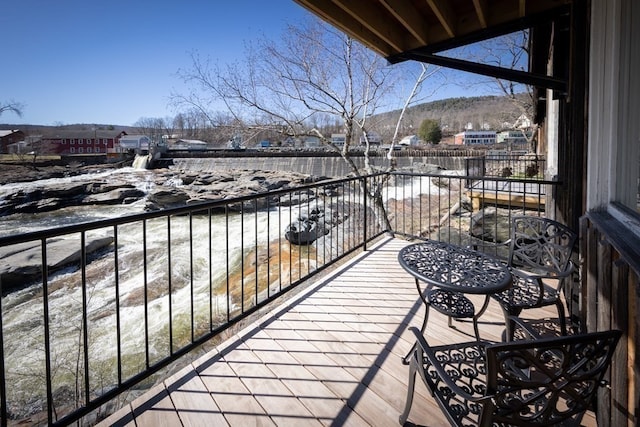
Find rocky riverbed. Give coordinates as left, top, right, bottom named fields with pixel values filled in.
left=0, top=163, right=328, bottom=217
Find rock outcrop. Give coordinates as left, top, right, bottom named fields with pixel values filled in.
left=0, top=236, right=115, bottom=291
left=0, top=167, right=328, bottom=217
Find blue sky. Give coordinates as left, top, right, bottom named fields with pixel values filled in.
left=1, top=1, right=490, bottom=126
left=1, top=1, right=311, bottom=125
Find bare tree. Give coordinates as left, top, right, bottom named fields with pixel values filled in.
left=483, top=31, right=538, bottom=152
left=133, top=116, right=165, bottom=143
left=173, top=18, right=436, bottom=173
left=0, top=100, right=24, bottom=117
left=463, top=31, right=539, bottom=153
left=173, top=18, right=440, bottom=231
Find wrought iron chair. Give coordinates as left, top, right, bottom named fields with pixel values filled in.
left=399, top=326, right=621, bottom=426
left=490, top=216, right=577, bottom=339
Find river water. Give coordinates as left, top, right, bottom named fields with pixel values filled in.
left=0, top=164, right=459, bottom=419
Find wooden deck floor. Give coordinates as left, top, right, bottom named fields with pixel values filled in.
left=98, top=237, right=595, bottom=427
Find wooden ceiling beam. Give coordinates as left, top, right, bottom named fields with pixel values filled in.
left=330, top=0, right=410, bottom=52
left=379, top=0, right=429, bottom=46
left=398, top=52, right=567, bottom=92
left=425, top=0, right=456, bottom=38
left=295, top=0, right=571, bottom=59
left=472, top=0, right=489, bottom=28
left=294, top=0, right=394, bottom=56
left=387, top=4, right=571, bottom=59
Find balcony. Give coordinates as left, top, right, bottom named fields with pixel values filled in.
left=97, top=236, right=596, bottom=426
left=1, top=164, right=607, bottom=426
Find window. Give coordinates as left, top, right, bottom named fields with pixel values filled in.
left=71, top=139, right=75, bottom=144
left=70, top=147, right=75, bottom=153
left=87, top=147, right=92, bottom=153
left=79, top=147, right=84, bottom=153
left=588, top=0, right=640, bottom=235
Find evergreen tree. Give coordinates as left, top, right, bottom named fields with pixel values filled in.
left=418, top=118, right=442, bottom=144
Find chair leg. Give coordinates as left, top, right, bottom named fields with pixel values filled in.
left=502, top=305, right=518, bottom=342
left=472, top=296, right=491, bottom=341
left=403, top=305, right=430, bottom=364
left=399, top=356, right=418, bottom=425
left=556, top=300, right=567, bottom=335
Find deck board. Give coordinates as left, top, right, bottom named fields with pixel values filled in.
left=98, top=237, right=594, bottom=427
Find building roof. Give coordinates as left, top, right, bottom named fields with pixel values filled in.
left=120, top=134, right=149, bottom=140
left=41, top=130, right=126, bottom=139
left=0, top=130, right=21, bottom=138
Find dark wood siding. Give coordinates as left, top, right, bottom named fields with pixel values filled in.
left=581, top=212, right=640, bottom=426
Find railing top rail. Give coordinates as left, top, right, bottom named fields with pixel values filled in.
left=0, top=171, right=556, bottom=246
left=389, top=170, right=560, bottom=185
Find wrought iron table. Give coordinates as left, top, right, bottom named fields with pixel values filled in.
left=398, top=240, right=512, bottom=363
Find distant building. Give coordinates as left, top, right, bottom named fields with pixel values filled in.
left=331, top=133, right=346, bottom=147
left=453, top=130, right=496, bottom=145
left=496, top=130, right=533, bottom=146
left=304, top=136, right=321, bottom=148
left=359, top=131, right=382, bottom=145
left=7, top=141, right=30, bottom=154
left=514, top=114, right=532, bottom=129
left=0, top=129, right=25, bottom=153
left=399, top=135, right=419, bottom=146
left=41, top=130, right=126, bottom=155
left=120, top=134, right=151, bottom=152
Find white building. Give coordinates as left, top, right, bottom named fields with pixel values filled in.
left=119, top=135, right=150, bottom=152
left=453, top=130, right=496, bottom=145
left=331, top=133, right=346, bottom=147
left=359, top=131, right=383, bottom=145
left=398, top=135, right=419, bottom=146
left=496, top=130, right=533, bottom=146
left=514, top=114, right=532, bottom=129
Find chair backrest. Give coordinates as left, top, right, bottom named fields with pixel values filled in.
left=481, top=330, right=622, bottom=426
left=508, top=216, right=577, bottom=276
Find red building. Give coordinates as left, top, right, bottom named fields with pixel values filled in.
left=41, top=130, right=127, bottom=156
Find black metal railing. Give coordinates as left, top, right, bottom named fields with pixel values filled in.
left=0, top=170, right=554, bottom=426
left=385, top=171, right=556, bottom=258
left=466, top=154, right=546, bottom=179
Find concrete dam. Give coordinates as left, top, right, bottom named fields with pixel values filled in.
left=163, top=150, right=479, bottom=177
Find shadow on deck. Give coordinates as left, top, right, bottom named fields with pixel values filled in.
left=98, top=237, right=592, bottom=427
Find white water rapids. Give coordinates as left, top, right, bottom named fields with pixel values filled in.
left=0, top=165, right=459, bottom=418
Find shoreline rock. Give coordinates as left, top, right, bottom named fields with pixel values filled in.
left=0, top=236, right=115, bottom=292
left=0, top=165, right=329, bottom=217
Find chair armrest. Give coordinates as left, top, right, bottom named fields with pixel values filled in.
left=408, top=327, right=492, bottom=404
left=510, top=260, right=575, bottom=282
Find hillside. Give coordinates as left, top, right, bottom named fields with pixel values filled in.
left=2, top=94, right=529, bottom=142
left=371, top=93, right=529, bottom=141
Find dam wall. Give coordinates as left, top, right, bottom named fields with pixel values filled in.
left=166, top=155, right=471, bottom=177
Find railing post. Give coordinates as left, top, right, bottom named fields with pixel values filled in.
left=363, top=176, right=368, bottom=251
left=0, top=277, right=6, bottom=427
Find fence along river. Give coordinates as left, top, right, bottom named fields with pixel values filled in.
left=165, top=150, right=477, bottom=177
